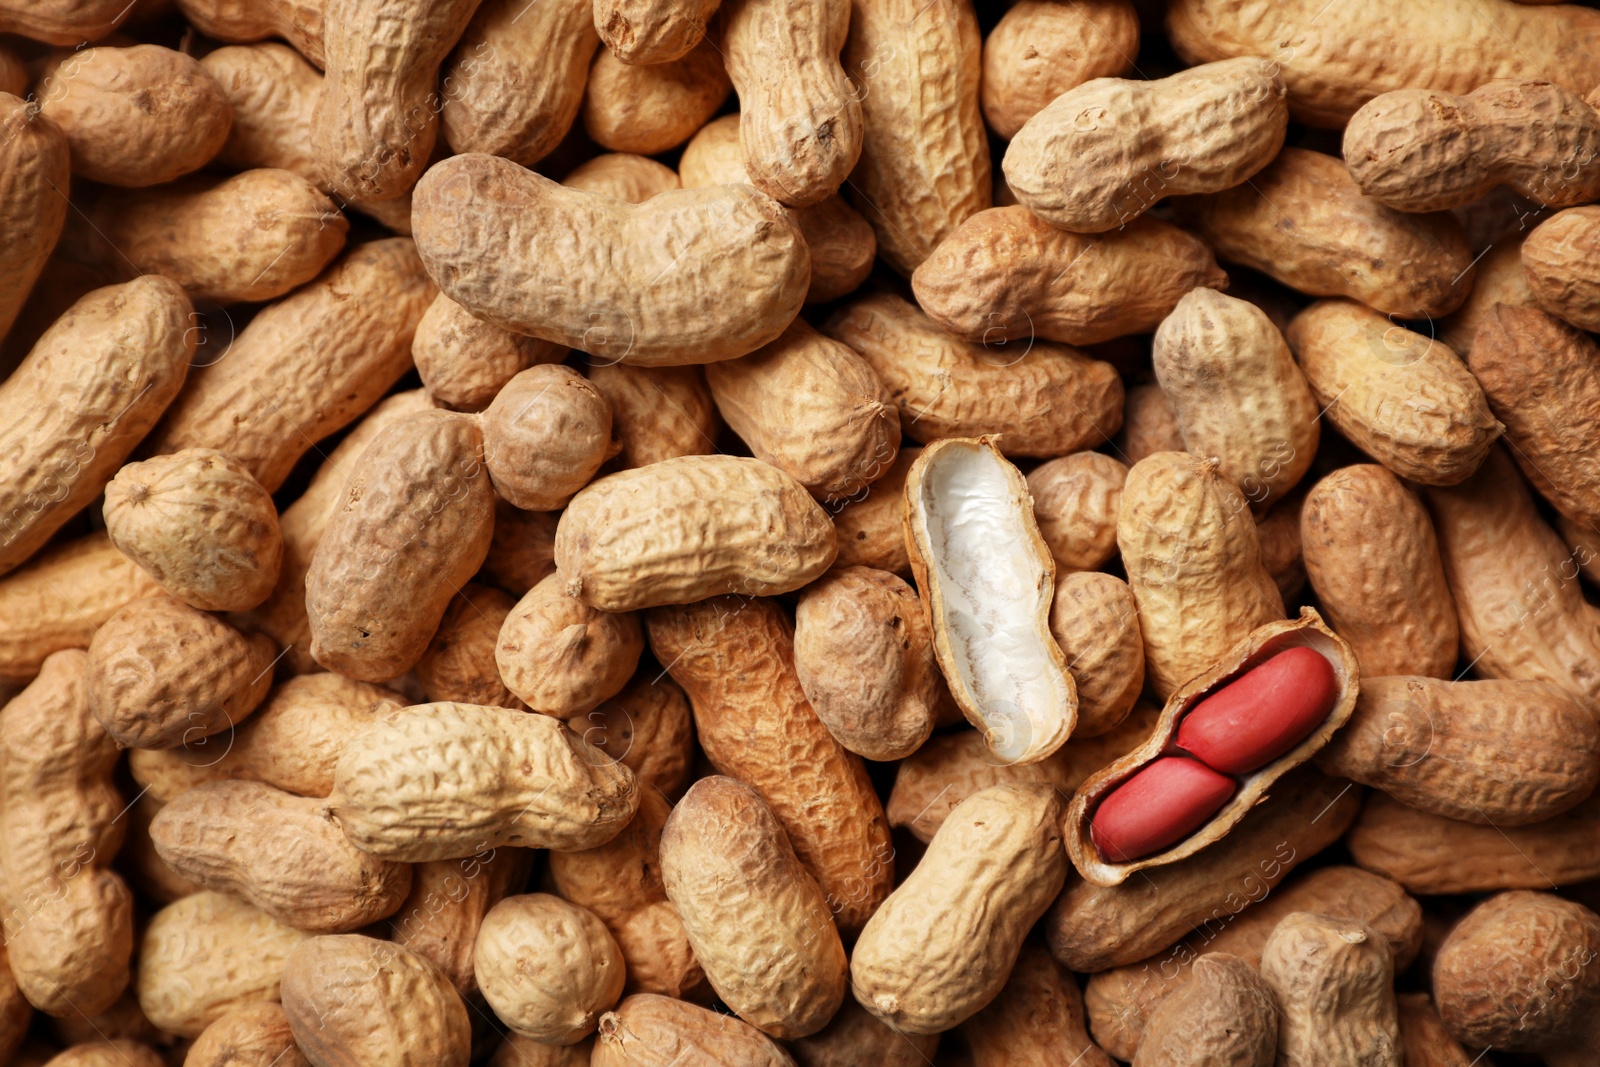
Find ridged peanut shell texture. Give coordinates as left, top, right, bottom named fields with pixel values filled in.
left=306, top=410, right=494, bottom=681
left=1260, top=913, right=1402, bottom=1067
left=413, top=154, right=808, bottom=366
left=174, top=0, right=326, bottom=67
left=593, top=995, right=796, bottom=1067
left=413, top=293, right=565, bottom=413
left=0, top=0, right=132, bottom=44
left=1117, top=451, right=1285, bottom=698
left=1134, top=953, right=1277, bottom=1067
left=330, top=703, right=639, bottom=862
left=1004, top=57, right=1287, bottom=232
left=0, top=94, right=69, bottom=343
left=476, top=894, right=625, bottom=1044
left=1065, top=610, right=1357, bottom=885
left=1049, top=571, right=1144, bottom=737
left=585, top=361, right=719, bottom=469
left=661, top=776, right=846, bottom=1038
left=594, top=0, right=718, bottom=64
left=104, top=449, right=282, bottom=613
left=1027, top=451, right=1126, bottom=574
left=184, top=1003, right=309, bottom=1067
left=482, top=364, right=615, bottom=512
left=583, top=37, right=732, bottom=157
left=1523, top=206, right=1600, bottom=332
left=496, top=573, right=644, bottom=716
left=418, top=582, right=526, bottom=709
left=851, top=783, right=1067, bottom=1034
left=911, top=208, right=1228, bottom=346
left=555, top=455, right=837, bottom=611
left=980, top=0, right=1139, bottom=141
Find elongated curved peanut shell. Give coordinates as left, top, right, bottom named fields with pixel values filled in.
left=583, top=37, right=731, bottom=156
left=1523, top=205, right=1600, bottom=332
left=174, top=0, right=326, bottom=67
left=0, top=96, right=68, bottom=344
left=592, top=995, right=796, bottom=1067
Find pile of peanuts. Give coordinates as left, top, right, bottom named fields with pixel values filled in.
left=5, top=0, right=1600, bottom=1062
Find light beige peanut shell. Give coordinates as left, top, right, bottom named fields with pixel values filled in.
left=440, top=0, right=598, bottom=167
left=842, top=0, right=990, bottom=274
left=137, top=891, right=309, bottom=1038
left=565, top=153, right=680, bottom=202
left=0, top=276, right=193, bottom=578
left=1165, top=0, right=1600, bottom=127
left=913, top=208, right=1227, bottom=347
left=143, top=238, right=436, bottom=492
left=103, top=449, right=283, bottom=613
left=87, top=595, right=275, bottom=749
left=564, top=672, right=696, bottom=800
left=660, top=776, right=846, bottom=1038
left=490, top=1035, right=593, bottom=1067
left=851, top=783, right=1067, bottom=1034
left=1004, top=57, right=1287, bottom=232
left=41, top=1042, right=163, bottom=1067
left=1256, top=490, right=1307, bottom=602
left=0, top=649, right=133, bottom=1017
left=412, top=294, right=565, bottom=414
left=1132, top=953, right=1276, bottom=1067
left=594, top=0, right=718, bottom=64
left=0, top=532, right=162, bottom=685
left=1344, top=80, right=1600, bottom=212
left=593, top=994, right=797, bottom=1067
left=482, top=364, right=616, bottom=511
left=1153, top=287, right=1319, bottom=511
left=390, top=848, right=533, bottom=997
left=38, top=45, right=230, bottom=187
left=1396, top=994, right=1474, bottom=1067
left=831, top=445, right=918, bottom=576
left=0, top=96, right=68, bottom=344
left=1440, top=237, right=1534, bottom=355
left=960, top=945, right=1113, bottom=1067
left=1117, top=451, right=1285, bottom=698
left=556, top=456, right=836, bottom=611
left=476, top=894, right=625, bottom=1044
left=980, top=0, right=1138, bottom=141
left=793, top=567, right=941, bottom=761
left=204, top=44, right=321, bottom=181
left=413, top=154, right=807, bottom=367
left=786, top=998, right=939, bottom=1067
left=584, top=362, right=718, bottom=469
left=0, top=0, right=132, bottom=43
left=311, top=0, right=480, bottom=202
left=1117, top=382, right=1184, bottom=466
left=1050, top=765, right=1361, bottom=973
left=185, top=1003, right=311, bottom=1067
left=1084, top=865, right=1422, bottom=1061
left=1424, top=447, right=1600, bottom=707
left=1318, top=676, right=1600, bottom=826
left=1027, top=451, right=1126, bottom=574
left=306, top=409, right=494, bottom=681
left=646, top=596, right=892, bottom=934
left=281, top=935, right=471, bottom=1067
left=1050, top=571, right=1143, bottom=738
left=329, top=702, right=640, bottom=862
left=1301, top=464, right=1459, bottom=677
left=89, top=170, right=346, bottom=305
left=706, top=319, right=899, bottom=502
left=1180, top=147, right=1475, bottom=318
left=497, top=573, right=643, bottom=717
left=583, top=37, right=731, bottom=155
left=1523, top=205, right=1600, bottom=331
left=1259, top=913, right=1402, bottom=1067
left=1286, top=299, right=1500, bottom=485
left=173, top=0, right=325, bottom=67
left=417, top=583, right=525, bottom=710
left=823, top=291, right=1123, bottom=457
left=484, top=499, right=561, bottom=595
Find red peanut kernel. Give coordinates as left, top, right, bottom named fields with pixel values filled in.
left=1090, top=756, right=1237, bottom=863
left=1176, top=646, right=1338, bottom=774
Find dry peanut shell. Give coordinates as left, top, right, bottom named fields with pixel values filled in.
left=583, top=37, right=731, bottom=156
left=824, top=292, right=1124, bottom=457
left=0, top=0, right=132, bottom=43
left=185, top=1003, right=310, bottom=1067
left=143, top=238, right=436, bottom=492
left=913, top=208, right=1227, bottom=346
left=1118, top=382, right=1184, bottom=466
left=959, top=945, right=1113, bottom=1067
left=646, top=596, right=892, bottom=934
left=1256, top=490, right=1307, bottom=602
left=497, top=572, right=643, bottom=717
left=564, top=153, right=680, bottom=202
left=329, top=702, right=640, bottom=861
left=173, top=0, right=325, bottom=66
left=1003, top=57, right=1286, bottom=232
left=490, top=1035, right=592, bottom=1067
left=483, top=498, right=561, bottom=596
left=1396, top=993, right=1474, bottom=1067
left=1133, top=953, right=1276, bottom=1067
left=413, top=293, right=565, bottom=413
left=1286, top=299, right=1500, bottom=485
left=786, top=998, right=939, bottom=1067
left=831, top=445, right=918, bottom=576
left=0, top=95, right=68, bottom=344
left=121, top=793, right=202, bottom=905
left=556, top=456, right=836, bottom=611
left=1523, top=205, right=1600, bottom=331
left=592, top=995, right=797, bottom=1067
left=1260, top=913, right=1402, bottom=1067
left=584, top=362, right=718, bottom=469
left=564, top=672, right=696, bottom=800
left=390, top=848, right=533, bottom=997
left=1050, top=571, right=1143, bottom=738
left=417, top=582, right=525, bottom=710
left=1440, top=237, right=1534, bottom=355
left=980, top=0, right=1138, bottom=141
left=1028, top=452, right=1126, bottom=575
left=1180, top=147, right=1475, bottom=318
left=476, top=894, right=625, bottom=1044
left=43, top=1042, right=164, bottom=1067
left=482, top=364, right=616, bottom=512
left=594, top=0, right=718, bottom=64
left=204, top=43, right=322, bottom=180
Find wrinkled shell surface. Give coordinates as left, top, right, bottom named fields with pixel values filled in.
left=583, top=37, right=732, bottom=156
left=1050, top=571, right=1143, bottom=738
left=483, top=364, right=616, bottom=512
left=980, top=0, right=1138, bottom=141
left=417, top=583, right=525, bottom=710
left=497, top=573, right=643, bottom=717
left=584, top=362, right=718, bottom=469
left=391, top=848, right=533, bottom=997
left=592, top=995, right=796, bottom=1067
left=412, top=293, right=565, bottom=413
left=1260, top=913, right=1402, bottom=1067
left=476, top=894, right=625, bottom=1044
left=564, top=673, right=696, bottom=800
left=593, top=0, right=717, bottom=64
left=1134, top=953, right=1277, bottom=1067
left=1027, top=451, right=1126, bottom=574
left=1524, top=205, right=1600, bottom=331
left=959, top=945, right=1113, bottom=1067
left=0, top=94, right=69, bottom=343
left=184, top=1003, right=310, bottom=1067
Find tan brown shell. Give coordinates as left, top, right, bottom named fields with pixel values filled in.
left=39, top=45, right=231, bottom=187
left=440, top=0, right=598, bottom=167
left=483, top=499, right=561, bottom=596
left=136, top=891, right=308, bottom=1038
left=476, top=894, right=625, bottom=1044
left=1153, top=287, right=1319, bottom=511
left=417, top=583, right=525, bottom=710
left=0, top=95, right=68, bottom=343
left=1256, top=490, right=1308, bottom=602
left=329, top=702, right=640, bottom=861
left=482, top=365, right=616, bottom=511
left=912, top=208, right=1227, bottom=346
left=41, top=1042, right=164, bottom=1067
left=1396, top=994, right=1474, bottom=1067
left=823, top=292, right=1124, bottom=457
left=1523, top=205, right=1600, bottom=331
left=1026, top=451, right=1126, bottom=574
left=959, top=945, right=1114, bottom=1067
left=660, top=776, right=846, bottom=1038
left=564, top=153, right=681, bottom=202
left=593, top=995, right=797, bottom=1067
left=412, top=293, right=565, bottom=413
left=1004, top=58, right=1286, bottom=232
left=306, top=409, right=494, bottom=681
left=1117, top=382, right=1184, bottom=466
left=0, top=276, right=193, bottom=577
left=555, top=456, right=837, bottom=611
left=0, top=0, right=132, bottom=44
left=1301, top=464, right=1459, bottom=678
left=1050, top=571, right=1143, bottom=738
left=1180, top=148, right=1475, bottom=318
left=1066, top=609, right=1357, bottom=885
left=390, top=847, right=533, bottom=997
left=1260, top=913, right=1402, bottom=1067
left=143, top=238, right=436, bottom=492
left=1134, top=953, right=1276, bottom=1067
left=646, top=596, right=892, bottom=934
left=280, top=935, right=471, bottom=1067
left=584, top=362, right=718, bottom=469
left=850, top=783, right=1067, bottom=1034
left=497, top=573, right=643, bottom=716
left=786, top=998, right=940, bottom=1067
left=172, top=0, right=325, bottom=67
left=185, top=1003, right=310, bottom=1067
left=830, top=445, right=918, bottom=576
left=87, top=595, right=275, bottom=749
left=1286, top=299, right=1500, bottom=486
left=564, top=672, right=696, bottom=800
left=593, top=0, right=718, bottom=64
left=583, top=37, right=731, bottom=156
left=0, top=944, right=28, bottom=1064
left=1439, top=236, right=1534, bottom=356
left=204, top=44, right=322, bottom=181
left=980, top=0, right=1138, bottom=141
